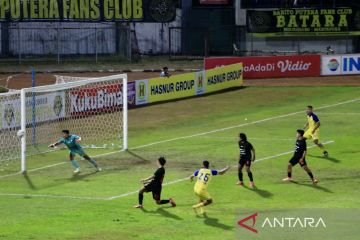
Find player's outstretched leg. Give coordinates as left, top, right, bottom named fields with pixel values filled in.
left=83, top=154, right=102, bottom=172
left=69, top=154, right=80, bottom=174
left=313, top=139, right=328, bottom=157
left=283, top=163, right=293, bottom=182
left=302, top=165, right=318, bottom=184
left=155, top=198, right=176, bottom=207
left=237, top=164, right=244, bottom=186
left=134, top=187, right=146, bottom=208
left=246, top=165, right=254, bottom=188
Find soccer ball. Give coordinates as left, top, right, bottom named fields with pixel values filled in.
left=17, top=130, right=25, bottom=138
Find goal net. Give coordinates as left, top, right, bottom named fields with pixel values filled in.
left=54, top=75, right=96, bottom=84
left=0, top=74, right=128, bottom=173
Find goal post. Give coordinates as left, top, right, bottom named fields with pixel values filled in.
left=0, top=74, right=128, bottom=173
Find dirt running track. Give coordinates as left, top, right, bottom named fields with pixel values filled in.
left=1, top=72, right=360, bottom=90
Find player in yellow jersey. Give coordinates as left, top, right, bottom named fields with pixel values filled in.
left=190, top=160, right=229, bottom=213
left=304, top=106, right=329, bottom=157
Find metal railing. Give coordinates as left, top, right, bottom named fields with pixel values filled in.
left=169, top=26, right=355, bottom=59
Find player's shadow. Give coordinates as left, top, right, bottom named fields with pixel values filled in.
left=36, top=170, right=100, bottom=189
left=70, top=171, right=98, bottom=182
left=18, top=168, right=104, bottom=191
left=308, top=154, right=340, bottom=163
left=243, top=185, right=273, bottom=198
left=141, top=207, right=182, bottom=220
left=320, top=175, right=360, bottom=182
left=198, top=213, right=234, bottom=231
left=127, top=150, right=150, bottom=164
left=23, top=173, right=36, bottom=190
left=291, top=181, right=333, bottom=193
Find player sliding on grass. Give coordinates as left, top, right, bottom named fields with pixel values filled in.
left=304, top=105, right=329, bottom=157
left=48, top=130, right=101, bottom=174
left=237, top=133, right=256, bottom=188
left=190, top=160, right=229, bottom=214
left=283, top=129, right=318, bottom=184
left=134, top=157, right=176, bottom=209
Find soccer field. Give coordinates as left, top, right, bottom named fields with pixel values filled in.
left=0, top=86, right=359, bottom=240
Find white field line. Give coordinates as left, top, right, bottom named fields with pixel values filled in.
left=317, top=112, right=360, bottom=115
left=106, top=177, right=191, bottom=200
left=0, top=141, right=335, bottom=201
left=198, top=136, right=295, bottom=141
left=106, top=140, right=335, bottom=201
left=0, top=97, right=357, bottom=179
left=126, top=98, right=358, bottom=150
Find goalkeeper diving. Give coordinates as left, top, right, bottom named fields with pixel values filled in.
left=48, top=130, right=101, bottom=174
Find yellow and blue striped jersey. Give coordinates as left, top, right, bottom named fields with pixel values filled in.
left=193, top=168, right=218, bottom=191
left=307, top=113, right=320, bottom=130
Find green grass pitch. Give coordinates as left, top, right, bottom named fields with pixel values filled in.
left=0, top=86, right=359, bottom=240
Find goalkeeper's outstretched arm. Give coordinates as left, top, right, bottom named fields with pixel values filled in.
left=48, top=141, right=62, bottom=148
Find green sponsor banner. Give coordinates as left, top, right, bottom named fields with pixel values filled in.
left=247, top=8, right=360, bottom=36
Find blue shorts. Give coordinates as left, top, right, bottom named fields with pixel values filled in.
left=69, top=148, right=86, bottom=157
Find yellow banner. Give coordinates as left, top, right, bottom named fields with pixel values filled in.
left=138, top=63, right=243, bottom=104
left=148, top=73, right=196, bottom=103
left=205, top=63, right=243, bottom=93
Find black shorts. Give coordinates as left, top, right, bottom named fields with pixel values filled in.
left=239, top=158, right=252, bottom=167
left=289, top=157, right=307, bottom=167
left=144, top=183, right=162, bottom=200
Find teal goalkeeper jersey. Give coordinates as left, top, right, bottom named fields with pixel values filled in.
left=59, top=135, right=82, bottom=150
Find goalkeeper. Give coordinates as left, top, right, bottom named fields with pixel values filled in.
left=48, top=130, right=101, bottom=174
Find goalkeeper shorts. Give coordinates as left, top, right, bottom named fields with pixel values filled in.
left=69, top=148, right=86, bottom=157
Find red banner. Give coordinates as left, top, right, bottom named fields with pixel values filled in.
left=69, top=82, right=135, bottom=116
left=204, top=55, right=321, bottom=79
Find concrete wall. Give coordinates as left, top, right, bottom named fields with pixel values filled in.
left=0, top=9, right=182, bottom=57
left=131, top=9, right=182, bottom=54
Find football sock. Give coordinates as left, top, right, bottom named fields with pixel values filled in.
left=139, top=193, right=144, bottom=205
left=70, top=160, right=80, bottom=169
left=87, top=158, right=98, bottom=168
left=160, top=200, right=170, bottom=205
left=307, top=172, right=314, bottom=179
left=193, top=202, right=204, bottom=208
left=248, top=172, right=253, bottom=182
left=238, top=172, right=243, bottom=181
left=288, top=172, right=292, bottom=178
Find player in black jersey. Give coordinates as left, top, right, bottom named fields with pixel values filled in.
left=283, top=129, right=318, bottom=184
left=134, top=157, right=176, bottom=208
left=237, top=133, right=256, bottom=188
